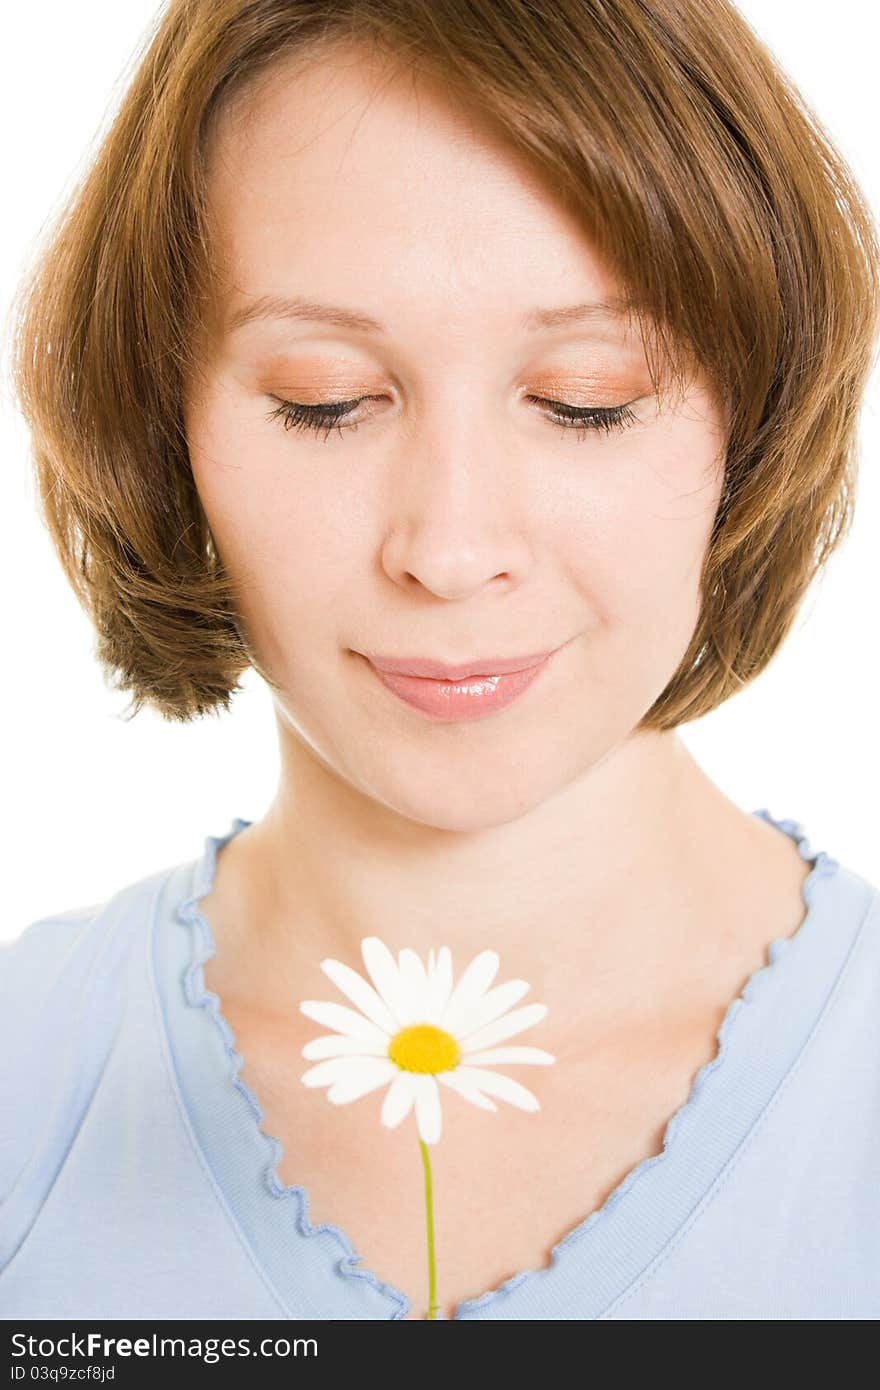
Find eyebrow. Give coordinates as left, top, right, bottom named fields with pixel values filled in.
left=225, top=293, right=637, bottom=336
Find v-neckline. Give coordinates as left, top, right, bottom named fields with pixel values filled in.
left=157, top=808, right=847, bottom=1319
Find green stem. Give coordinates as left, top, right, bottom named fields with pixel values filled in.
left=419, top=1137, right=440, bottom=1319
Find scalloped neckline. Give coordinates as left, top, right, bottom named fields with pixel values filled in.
left=168, top=807, right=843, bottom=1320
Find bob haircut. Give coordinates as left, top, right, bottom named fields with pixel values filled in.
left=7, top=0, right=880, bottom=726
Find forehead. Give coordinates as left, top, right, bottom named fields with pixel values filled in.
left=203, top=43, right=634, bottom=344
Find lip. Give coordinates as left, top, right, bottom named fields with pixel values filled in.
left=360, top=649, right=557, bottom=680
left=357, top=644, right=564, bottom=722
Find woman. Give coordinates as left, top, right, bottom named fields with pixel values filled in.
left=2, top=0, right=879, bottom=1320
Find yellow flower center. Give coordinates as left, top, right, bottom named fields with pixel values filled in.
left=388, top=1023, right=461, bottom=1074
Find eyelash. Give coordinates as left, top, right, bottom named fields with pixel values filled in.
left=264, top=394, right=639, bottom=443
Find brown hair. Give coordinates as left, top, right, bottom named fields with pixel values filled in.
left=7, top=0, right=880, bottom=725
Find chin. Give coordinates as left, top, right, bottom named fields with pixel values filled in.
left=358, top=758, right=567, bottom=835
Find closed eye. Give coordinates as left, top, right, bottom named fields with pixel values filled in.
left=524, top=394, right=639, bottom=438
left=265, top=394, right=640, bottom=442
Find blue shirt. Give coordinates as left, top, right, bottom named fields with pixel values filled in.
left=2, top=808, right=879, bottom=1320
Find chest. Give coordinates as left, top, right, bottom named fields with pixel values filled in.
left=220, top=1002, right=723, bottom=1320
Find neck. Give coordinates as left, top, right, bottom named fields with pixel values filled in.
left=201, top=728, right=766, bottom=1054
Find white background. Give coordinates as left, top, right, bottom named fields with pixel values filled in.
left=1, top=1, right=877, bottom=938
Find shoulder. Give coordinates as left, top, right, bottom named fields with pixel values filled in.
left=822, top=855, right=880, bottom=945
left=798, top=853, right=880, bottom=1056
left=832, top=861, right=880, bottom=994
left=0, top=903, right=108, bottom=1049
left=1, top=902, right=104, bottom=987
left=0, top=861, right=176, bottom=1014
left=812, top=846, right=880, bottom=963
left=0, top=859, right=191, bottom=1204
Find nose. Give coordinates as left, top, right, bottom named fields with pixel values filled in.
left=379, top=410, right=533, bottom=600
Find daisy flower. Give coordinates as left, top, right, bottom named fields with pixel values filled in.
left=298, top=936, right=554, bottom=1319
left=299, top=936, right=555, bottom=1145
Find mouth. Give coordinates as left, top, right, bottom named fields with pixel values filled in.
left=359, top=649, right=556, bottom=681
left=356, top=644, right=564, bottom=722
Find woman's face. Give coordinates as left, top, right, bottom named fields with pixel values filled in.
left=184, top=43, right=727, bottom=833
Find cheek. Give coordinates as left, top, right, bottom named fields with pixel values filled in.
left=561, top=431, right=722, bottom=626
left=186, top=391, right=345, bottom=585
left=186, top=449, right=366, bottom=708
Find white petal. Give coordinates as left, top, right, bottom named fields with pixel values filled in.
left=438, top=949, right=500, bottom=1036
left=396, top=947, right=431, bottom=1020
left=457, top=1002, right=548, bottom=1053
left=436, top=1069, right=498, bottom=1111
left=381, top=1071, right=416, bottom=1130
left=299, top=999, right=390, bottom=1046
left=461, top=1046, right=556, bottom=1066
left=454, top=1065, right=541, bottom=1111
left=451, top=978, right=532, bottom=1039
left=411, top=1073, right=443, bottom=1145
left=423, top=945, right=454, bottom=1024
left=301, top=1034, right=390, bottom=1061
left=319, top=958, right=399, bottom=1034
left=360, top=937, right=411, bottom=1024
left=325, top=1057, right=398, bottom=1103
left=301, top=1056, right=357, bottom=1087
